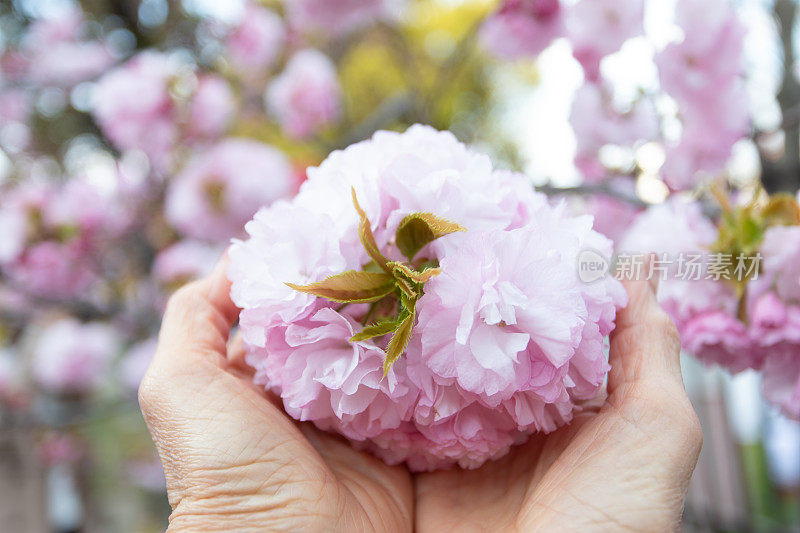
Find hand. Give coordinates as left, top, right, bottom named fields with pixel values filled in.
left=414, top=274, right=703, bottom=532
left=141, top=256, right=701, bottom=532
left=138, top=257, right=413, bottom=532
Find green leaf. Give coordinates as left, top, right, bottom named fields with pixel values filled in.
left=389, top=261, right=441, bottom=283
left=351, top=188, right=392, bottom=274
left=395, top=212, right=465, bottom=260
left=399, top=291, right=416, bottom=314
left=394, top=276, right=418, bottom=300
left=350, top=320, right=398, bottom=342
left=286, top=271, right=395, bottom=303
left=740, top=216, right=764, bottom=251
left=383, top=310, right=415, bottom=377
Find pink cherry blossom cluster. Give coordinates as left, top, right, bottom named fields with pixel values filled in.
left=2, top=6, right=115, bottom=88
left=213, top=0, right=345, bottom=137
left=29, top=318, right=120, bottom=395
left=566, top=0, right=644, bottom=83
left=479, top=0, right=564, bottom=59
left=656, top=0, right=750, bottom=190
left=570, top=83, right=658, bottom=183
left=91, top=51, right=235, bottom=173
left=286, top=0, right=395, bottom=37
left=482, top=0, right=751, bottom=190
left=90, top=2, right=346, bottom=175
left=481, top=0, right=642, bottom=78
left=0, top=177, right=130, bottom=298
left=620, top=198, right=800, bottom=420
left=223, top=2, right=286, bottom=75
left=265, top=49, right=342, bottom=140
left=91, top=57, right=304, bottom=247
left=164, top=138, right=295, bottom=242
left=228, top=125, right=627, bottom=470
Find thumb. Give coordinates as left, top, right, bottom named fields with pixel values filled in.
left=138, top=257, right=320, bottom=514
left=607, top=255, right=683, bottom=394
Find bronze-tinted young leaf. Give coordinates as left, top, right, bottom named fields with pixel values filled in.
left=763, top=193, right=800, bottom=227
left=383, top=310, right=415, bottom=377
left=286, top=271, right=395, bottom=303
left=350, top=320, right=398, bottom=342
left=395, top=212, right=465, bottom=260
left=389, top=261, right=442, bottom=283
left=400, top=291, right=416, bottom=314
left=394, top=276, right=418, bottom=300
left=351, top=188, right=392, bottom=274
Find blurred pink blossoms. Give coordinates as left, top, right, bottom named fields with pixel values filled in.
left=93, top=51, right=237, bottom=172
left=480, top=0, right=564, bottom=59
left=188, top=75, right=236, bottom=140
left=265, top=49, right=342, bottom=140
left=483, top=0, right=750, bottom=190
left=92, top=51, right=180, bottom=172
left=619, top=200, right=750, bottom=370
left=18, top=7, right=114, bottom=88
left=31, top=318, right=120, bottom=395
left=620, top=199, right=800, bottom=420
left=287, top=0, right=394, bottom=36
left=753, top=224, right=800, bottom=420
left=0, top=178, right=128, bottom=298
left=566, top=0, right=643, bottom=82
left=224, top=2, right=285, bottom=74
left=153, top=240, right=222, bottom=287
left=228, top=125, right=626, bottom=470
left=656, top=0, right=750, bottom=190
left=165, top=138, right=294, bottom=243
left=481, top=0, right=643, bottom=79
left=570, top=82, right=658, bottom=182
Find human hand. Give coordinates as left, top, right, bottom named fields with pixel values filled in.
left=138, top=256, right=413, bottom=532
left=414, top=272, right=703, bottom=532
left=141, top=256, right=701, bottom=532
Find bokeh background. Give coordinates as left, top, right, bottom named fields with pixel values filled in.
left=0, top=0, right=798, bottom=531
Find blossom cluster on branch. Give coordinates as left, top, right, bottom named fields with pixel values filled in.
left=482, top=0, right=751, bottom=192
left=620, top=194, right=800, bottom=419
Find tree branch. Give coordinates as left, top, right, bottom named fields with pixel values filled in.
left=535, top=182, right=648, bottom=208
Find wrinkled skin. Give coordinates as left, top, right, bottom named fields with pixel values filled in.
left=140, top=257, right=701, bottom=532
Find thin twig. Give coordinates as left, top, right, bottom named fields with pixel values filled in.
left=536, top=182, right=721, bottom=219
left=779, top=100, right=800, bottom=131
left=535, top=182, right=648, bottom=208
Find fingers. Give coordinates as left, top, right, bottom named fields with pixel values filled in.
left=607, top=257, right=683, bottom=394
left=139, top=253, right=242, bottom=422
left=605, top=257, right=702, bottom=463
left=137, top=253, right=334, bottom=517
left=152, top=254, right=239, bottom=372
left=226, top=329, right=255, bottom=376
